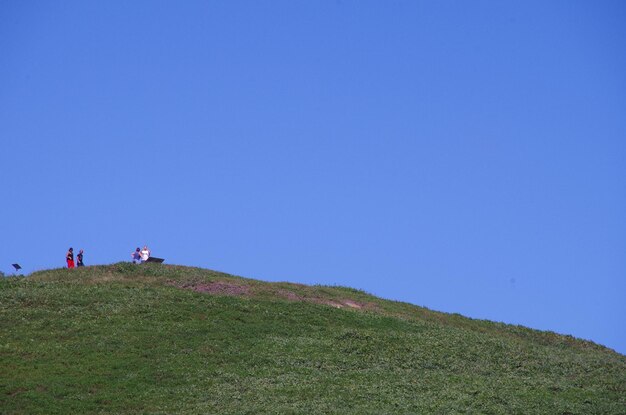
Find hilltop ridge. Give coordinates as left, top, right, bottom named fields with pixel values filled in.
left=1, top=263, right=624, bottom=414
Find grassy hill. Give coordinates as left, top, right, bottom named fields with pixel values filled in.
left=1, top=263, right=624, bottom=414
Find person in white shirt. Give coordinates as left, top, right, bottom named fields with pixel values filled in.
left=140, top=245, right=151, bottom=262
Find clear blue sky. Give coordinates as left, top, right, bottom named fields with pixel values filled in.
left=1, top=1, right=624, bottom=354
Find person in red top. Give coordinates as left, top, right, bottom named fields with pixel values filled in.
left=66, top=248, right=75, bottom=269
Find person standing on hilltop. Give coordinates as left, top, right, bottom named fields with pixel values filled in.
left=131, top=247, right=142, bottom=264
left=77, top=249, right=84, bottom=267
left=66, top=248, right=75, bottom=269
left=140, top=245, right=151, bottom=262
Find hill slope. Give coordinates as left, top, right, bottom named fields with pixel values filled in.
left=1, top=263, right=624, bottom=414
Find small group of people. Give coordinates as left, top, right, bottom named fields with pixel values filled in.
left=66, top=248, right=84, bottom=268
left=131, top=245, right=151, bottom=263
left=64, top=245, right=154, bottom=268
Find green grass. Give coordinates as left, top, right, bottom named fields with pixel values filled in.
left=1, top=263, right=624, bottom=414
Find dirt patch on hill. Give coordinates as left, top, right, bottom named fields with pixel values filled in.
left=276, top=289, right=303, bottom=301
left=314, top=298, right=366, bottom=309
left=169, top=281, right=250, bottom=296
left=276, top=289, right=368, bottom=310
left=170, top=282, right=375, bottom=311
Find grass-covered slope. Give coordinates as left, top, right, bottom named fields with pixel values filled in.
left=1, top=263, right=624, bottom=414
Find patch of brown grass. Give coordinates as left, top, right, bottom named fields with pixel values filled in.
left=168, top=280, right=250, bottom=296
